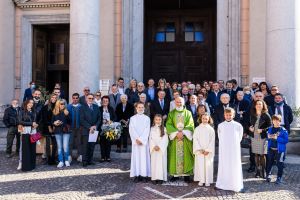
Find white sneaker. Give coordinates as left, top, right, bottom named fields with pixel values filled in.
left=205, top=183, right=210, bottom=187
left=57, top=162, right=64, bottom=168
left=17, top=162, right=22, bottom=170
left=68, top=155, right=72, bottom=164
left=198, top=182, right=204, bottom=186
left=41, top=153, right=47, bottom=159
left=65, top=161, right=70, bottom=167
left=77, top=155, right=82, bottom=163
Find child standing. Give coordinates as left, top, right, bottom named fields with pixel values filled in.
left=266, top=115, right=289, bottom=184
left=216, top=108, right=244, bottom=193
left=149, top=114, right=169, bottom=184
left=193, top=113, right=215, bottom=187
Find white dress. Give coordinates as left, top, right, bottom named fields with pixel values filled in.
left=149, top=126, right=169, bottom=181
left=193, top=124, right=215, bottom=184
left=216, top=120, right=244, bottom=192
left=129, top=114, right=151, bottom=177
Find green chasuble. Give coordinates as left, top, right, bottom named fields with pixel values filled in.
left=166, top=108, right=194, bottom=176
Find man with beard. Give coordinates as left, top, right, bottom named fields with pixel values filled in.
left=166, top=97, right=194, bottom=183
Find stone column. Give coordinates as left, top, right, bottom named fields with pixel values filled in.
left=122, top=0, right=144, bottom=84
left=69, top=0, right=100, bottom=96
left=217, top=0, right=241, bottom=83
left=266, top=0, right=300, bottom=107
left=0, top=0, right=15, bottom=105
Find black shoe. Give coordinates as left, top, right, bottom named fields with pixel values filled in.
left=122, top=149, right=127, bottom=153
left=247, top=167, right=255, bottom=173
left=255, top=171, right=260, bottom=178
left=170, top=176, right=179, bottom=182
left=82, top=162, right=88, bottom=167
left=106, top=158, right=111, bottom=162
left=100, top=158, right=105, bottom=163
left=116, top=149, right=121, bottom=153
left=133, top=177, right=139, bottom=183
left=158, top=180, right=163, bottom=185
left=152, top=180, right=157, bottom=185
left=142, top=177, right=148, bottom=183
left=184, top=176, right=191, bottom=183
left=275, top=177, right=282, bottom=184
left=88, top=161, right=95, bottom=165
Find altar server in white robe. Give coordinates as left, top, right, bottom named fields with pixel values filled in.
left=193, top=113, right=215, bottom=187
left=129, top=102, right=151, bottom=182
left=149, top=114, right=169, bottom=184
left=216, top=108, right=244, bottom=192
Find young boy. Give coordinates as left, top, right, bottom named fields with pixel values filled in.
left=216, top=108, right=244, bottom=193
left=266, top=115, right=289, bottom=184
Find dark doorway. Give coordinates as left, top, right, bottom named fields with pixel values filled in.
left=144, top=0, right=216, bottom=83
left=32, top=24, right=69, bottom=100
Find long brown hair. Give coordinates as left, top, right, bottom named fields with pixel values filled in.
left=251, top=100, right=268, bottom=116
left=152, top=114, right=165, bottom=137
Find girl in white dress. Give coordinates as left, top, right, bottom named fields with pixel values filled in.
left=149, top=114, right=169, bottom=184
left=193, top=113, right=215, bottom=187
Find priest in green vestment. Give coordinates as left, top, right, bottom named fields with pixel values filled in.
left=166, top=96, right=194, bottom=182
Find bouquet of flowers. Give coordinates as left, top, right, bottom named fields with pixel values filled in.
left=100, top=121, right=123, bottom=141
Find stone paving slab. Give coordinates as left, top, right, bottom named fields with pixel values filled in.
left=0, top=152, right=299, bottom=200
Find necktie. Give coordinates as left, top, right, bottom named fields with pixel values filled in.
left=160, top=100, right=164, bottom=110
left=113, top=95, right=117, bottom=103
left=89, top=104, right=93, bottom=111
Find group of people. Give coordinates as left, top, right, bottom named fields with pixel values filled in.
left=3, top=77, right=292, bottom=192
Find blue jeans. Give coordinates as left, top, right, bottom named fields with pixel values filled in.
left=55, top=133, right=70, bottom=162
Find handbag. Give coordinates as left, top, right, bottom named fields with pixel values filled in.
left=30, top=129, right=42, bottom=143
left=241, top=137, right=251, bottom=149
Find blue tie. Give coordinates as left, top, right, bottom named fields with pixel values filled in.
left=160, top=100, right=164, bottom=110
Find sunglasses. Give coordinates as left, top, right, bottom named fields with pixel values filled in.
left=60, top=103, right=65, bottom=105
left=88, top=97, right=94, bottom=100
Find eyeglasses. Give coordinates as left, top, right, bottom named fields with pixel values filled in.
left=88, top=97, right=94, bottom=100
left=84, top=89, right=90, bottom=92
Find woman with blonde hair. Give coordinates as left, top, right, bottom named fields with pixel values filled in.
left=156, top=78, right=171, bottom=101
left=125, top=79, right=139, bottom=104
left=52, top=99, right=71, bottom=168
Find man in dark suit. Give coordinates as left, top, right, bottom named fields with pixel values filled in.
left=222, top=80, right=236, bottom=104
left=150, top=90, right=170, bottom=122
left=80, top=93, right=101, bottom=167
left=186, top=95, right=198, bottom=126
left=144, top=78, right=157, bottom=102
left=181, top=86, right=191, bottom=105
left=108, top=84, right=121, bottom=112
left=115, top=94, right=134, bottom=152
left=23, top=81, right=35, bottom=102
left=137, top=82, right=151, bottom=103
left=269, top=93, right=293, bottom=133
left=234, top=91, right=251, bottom=127
left=264, top=85, right=287, bottom=107
left=206, top=82, right=222, bottom=113
left=213, top=93, right=239, bottom=129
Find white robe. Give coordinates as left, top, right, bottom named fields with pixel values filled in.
left=216, top=120, right=244, bottom=192
left=193, top=124, right=215, bottom=184
left=149, top=126, right=169, bottom=181
left=129, top=114, right=151, bottom=177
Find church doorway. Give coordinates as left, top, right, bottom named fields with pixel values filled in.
left=32, top=24, right=69, bottom=100
left=144, top=0, right=216, bottom=83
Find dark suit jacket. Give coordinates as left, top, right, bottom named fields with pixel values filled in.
left=150, top=98, right=170, bottom=119
left=233, top=99, right=251, bottom=127
left=98, top=106, right=116, bottom=132
left=79, top=95, right=87, bottom=105
left=206, top=91, right=222, bottom=112
left=269, top=104, right=293, bottom=133
left=246, top=112, right=272, bottom=139
left=221, top=89, right=236, bottom=104
left=108, top=93, right=121, bottom=111
left=115, top=103, right=134, bottom=122
left=23, top=88, right=33, bottom=102
left=213, top=103, right=240, bottom=128
left=80, top=103, right=101, bottom=136
left=186, top=104, right=198, bottom=126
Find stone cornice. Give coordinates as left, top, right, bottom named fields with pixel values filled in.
left=13, top=0, right=70, bottom=8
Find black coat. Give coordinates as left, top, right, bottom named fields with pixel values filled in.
left=3, top=106, right=20, bottom=127
left=52, top=112, right=71, bottom=134
left=233, top=99, right=251, bottom=127
left=247, top=113, right=272, bottom=139
left=213, top=103, right=240, bottom=128
left=18, top=110, right=36, bottom=127
left=115, top=103, right=134, bottom=122
left=40, top=104, right=55, bottom=136
left=206, top=91, right=222, bottom=112
left=150, top=98, right=170, bottom=119
left=125, top=88, right=140, bottom=104
left=80, top=104, right=101, bottom=136
left=269, top=104, right=293, bottom=133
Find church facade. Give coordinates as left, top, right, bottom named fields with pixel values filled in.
left=0, top=0, right=299, bottom=108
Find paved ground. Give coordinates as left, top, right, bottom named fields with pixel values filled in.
left=0, top=152, right=299, bottom=200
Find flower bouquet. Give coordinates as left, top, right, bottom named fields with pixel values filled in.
left=100, top=122, right=123, bottom=141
